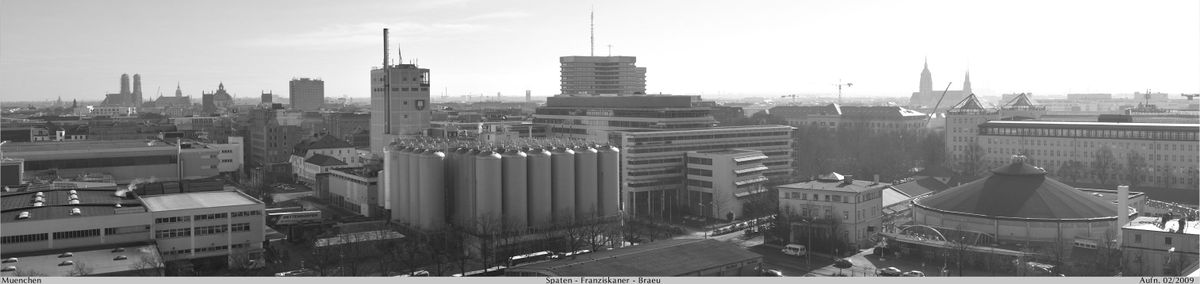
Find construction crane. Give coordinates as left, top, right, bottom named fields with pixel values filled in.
left=925, top=82, right=954, bottom=123
left=780, top=94, right=800, bottom=105
left=833, top=80, right=853, bottom=104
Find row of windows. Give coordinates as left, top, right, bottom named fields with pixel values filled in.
left=162, top=249, right=192, bottom=256
left=629, top=131, right=790, bottom=143
left=230, top=210, right=262, bottom=218
left=25, top=155, right=177, bottom=171
left=195, top=245, right=229, bottom=254
left=195, top=224, right=229, bottom=236
left=764, top=161, right=790, bottom=167
left=156, top=216, right=191, bottom=224
left=630, top=167, right=681, bottom=177
left=106, top=225, right=151, bottom=235
left=232, top=223, right=251, bottom=232
left=195, top=213, right=228, bottom=221
left=981, top=126, right=1199, bottom=141
left=1, top=233, right=48, bottom=244
left=53, top=229, right=100, bottom=240
left=155, top=228, right=192, bottom=239
left=686, top=179, right=714, bottom=188
left=686, top=168, right=713, bottom=177
left=686, top=157, right=712, bottom=165
left=784, top=191, right=877, bottom=204
left=629, top=141, right=790, bottom=154
left=629, top=178, right=682, bottom=188
left=629, top=157, right=682, bottom=165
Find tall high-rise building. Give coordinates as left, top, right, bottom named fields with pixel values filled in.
left=289, top=78, right=325, bottom=111
left=370, top=28, right=431, bottom=155
left=559, top=56, right=646, bottom=96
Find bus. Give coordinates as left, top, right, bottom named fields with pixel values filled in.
left=267, top=210, right=322, bottom=226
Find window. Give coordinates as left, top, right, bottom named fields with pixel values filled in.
left=231, top=223, right=251, bottom=232
left=1165, top=237, right=1172, bottom=245
left=1, top=233, right=49, bottom=244
left=195, top=225, right=229, bottom=236
left=154, top=228, right=192, bottom=239
left=1134, top=234, right=1142, bottom=243
left=843, top=211, right=849, bottom=220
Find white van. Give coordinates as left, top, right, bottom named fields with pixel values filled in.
left=782, top=244, right=807, bottom=256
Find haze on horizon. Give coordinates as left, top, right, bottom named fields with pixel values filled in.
left=1, top=0, right=1197, bottom=102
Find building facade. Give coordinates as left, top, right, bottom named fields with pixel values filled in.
left=1121, top=216, right=1198, bottom=276
left=613, top=125, right=793, bottom=220
left=777, top=172, right=887, bottom=248
left=4, top=140, right=220, bottom=184
left=533, top=95, right=717, bottom=142
left=683, top=149, right=770, bottom=221
left=559, top=56, right=646, bottom=96
left=770, top=104, right=928, bottom=133
left=289, top=78, right=325, bottom=111
left=369, top=62, right=431, bottom=155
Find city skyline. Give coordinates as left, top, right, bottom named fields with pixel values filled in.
left=1, top=0, right=1198, bottom=102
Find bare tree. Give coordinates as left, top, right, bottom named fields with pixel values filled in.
left=1091, top=146, right=1121, bottom=185
left=1125, top=150, right=1148, bottom=187
left=960, top=142, right=987, bottom=180
left=1056, top=160, right=1086, bottom=183
left=11, top=269, right=48, bottom=277
left=67, top=262, right=93, bottom=276
left=129, top=254, right=165, bottom=276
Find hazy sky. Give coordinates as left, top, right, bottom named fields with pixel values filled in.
left=2, top=0, right=1197, bottom=102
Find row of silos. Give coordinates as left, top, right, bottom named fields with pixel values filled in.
left=383, top=144, right=446, bottom=230
left=384, top=142, right=620, bottom=233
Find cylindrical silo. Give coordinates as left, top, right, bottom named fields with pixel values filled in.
left=444, top=146, right=462, bottom=225
left=418, top=150, right=446, bottom=230
left=550, top=147, right=576, bottom=225
left=382, top=146, right=393, bottom=212
left=597, top=145, right=621, bottom=219
left=407, top=147, right=423, bottom=225
left=393, top=145, right=412, bottom=223
left=475, top=150, right=503, bottom=232
left=574, top=146, right=599, bottom=221
left=501, top=149, right=529, bottom=230
left=457, top=148, right=479, bottom=227
left=526, top=147, right=553, bottom=228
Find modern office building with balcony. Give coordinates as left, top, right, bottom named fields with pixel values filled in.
left=613, top=125, right=793, bottom=220
left=533, top=95, right=717, bottom=142
left=559, top=56, right=646, bottom=96
left=683, top=149, right=771, bottom=221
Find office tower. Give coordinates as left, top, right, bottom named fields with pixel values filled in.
left=370, top=28, right=431, bottom=155
left=559, top=56, right=647, bottom=96
left=289, top=78, right=325, bottom=111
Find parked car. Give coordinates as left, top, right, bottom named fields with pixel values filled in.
left=781, top=244, right=807, bottom=256
left=902, top=270, right=925, bottom=277
left=877, top=267, right=903, bottom=276
left=760, top=269, right=784, bottom=276
left=275, top=268, right=318, bottom=277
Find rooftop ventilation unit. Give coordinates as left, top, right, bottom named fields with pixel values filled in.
left=69, top=208, right=82, bottom=216
left=69, top=194, right=79, bottom=200
left=17, top=211, right=30, bottom=219
left=69, top=200, right=80, bottom=205
left=35, top=192, right=44, bottom=197
left=33, top=202, right=43, bottom=207
left=69, top=190, right=77, bottom=195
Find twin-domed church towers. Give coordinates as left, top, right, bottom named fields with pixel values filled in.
left=910, top=58, right=972, bottom=108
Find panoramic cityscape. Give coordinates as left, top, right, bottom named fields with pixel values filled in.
left=1, top=0, right=1198, bottom=280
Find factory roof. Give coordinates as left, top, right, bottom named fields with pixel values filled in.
left=303, top=154, right=347, bottom=167
left=1, top=184, right=145, bottom=222
left=1123, top=216, right=1199, bottom=235
left=508, top=239, right=761, bottom=276
left=139, top=191, right=260, bottom=212
left=2, top=140, right=173, bottom=153
left=777, top=172, right=891, bottom=193
left=292, top=134, right=353, bottom=155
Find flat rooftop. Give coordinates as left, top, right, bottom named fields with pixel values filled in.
left=694, top=149, right=762, bottom=156
left=3, top=140, right=174, bottom=153
left=0, top=243, right=160, bottom=276
left=1124, top=216, right=1199, bottom=235
left=510, top=239, right=761, bottom=276
left=140, top=191, right=260, bottom=212
left=778, top=173, right=892, bottom=193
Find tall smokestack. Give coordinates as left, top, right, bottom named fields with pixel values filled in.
left=1117, top=185, right=1129, bottom=244
left=383, top=28, right=389, bottom=67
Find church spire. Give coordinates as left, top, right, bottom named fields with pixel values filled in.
left=175, top=82, right=183, bottom=97
left=919, top=58, right=933, bottom=94
left=962, top=71, right=972, bottom=94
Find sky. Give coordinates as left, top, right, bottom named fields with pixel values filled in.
left=1, top=0, right=1198, bottom=102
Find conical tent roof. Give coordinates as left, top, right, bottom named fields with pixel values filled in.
left=1005, top=93, right=1035, bottom=107
left=914, top=157, right=1117, bottom=220
left=950, top=93, right=986, bottom=110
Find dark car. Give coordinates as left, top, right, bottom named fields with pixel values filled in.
left=833, top=258, right=853, bottom=269
left=878, top=267, right=903, bottom=276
